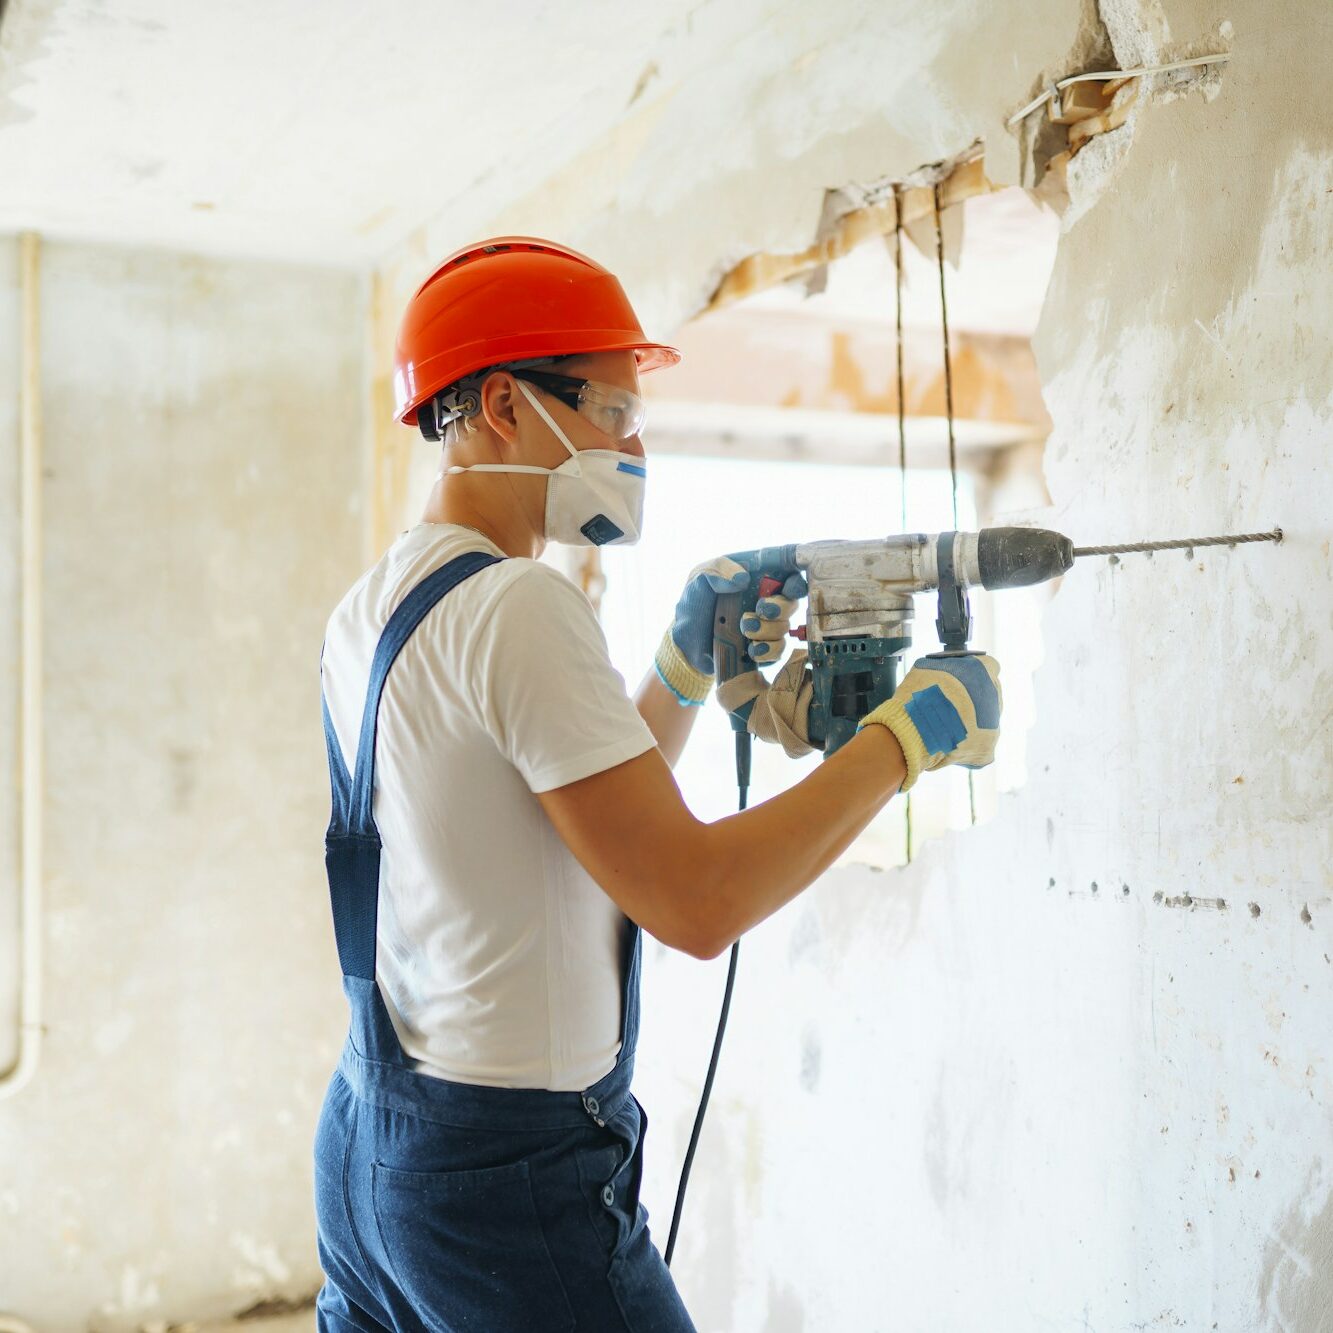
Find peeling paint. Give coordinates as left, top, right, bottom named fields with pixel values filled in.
left=1259, top=1168, right=1333, bottom=1331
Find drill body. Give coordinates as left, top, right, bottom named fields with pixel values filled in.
left=713, top=528, right=1073, bottom=756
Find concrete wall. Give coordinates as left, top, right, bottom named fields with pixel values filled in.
left=0, top=242, right=365, bottom=1326
left=374, top=1, right=1331, bottom=1329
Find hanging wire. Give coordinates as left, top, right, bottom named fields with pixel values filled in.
left=933, top=182, right=976, bottom=826
left=1005, top=53, right=1231, bottom=126
left=894, top=186, right=908, bottom=531
left=891, top=185, right=913, bottom=863
left=932, top=183, right=961, bottom=531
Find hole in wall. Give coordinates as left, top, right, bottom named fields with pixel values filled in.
left=590, top=166, right=1063, bottom=862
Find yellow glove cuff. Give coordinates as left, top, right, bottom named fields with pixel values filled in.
left=858, top=698, right=929, bottom=792
left=654, top=630, right=712, bottom=706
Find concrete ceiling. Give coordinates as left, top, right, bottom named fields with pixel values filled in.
left=0, top=0, right=705, bottom=266
left=0, top=1, right=1060, bottom=345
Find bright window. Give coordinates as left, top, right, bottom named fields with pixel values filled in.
left=591, top=452, right=1043, bottom=868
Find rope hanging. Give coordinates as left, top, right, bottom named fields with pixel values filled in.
left=932, top=182, right=976, bottom=826
left=891, top=186, right=913, bottom=864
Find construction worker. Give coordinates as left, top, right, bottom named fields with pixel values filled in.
left=314, top=237, right=1002, bottom=1331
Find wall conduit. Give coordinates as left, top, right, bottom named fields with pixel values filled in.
left=1, top=231, right=44, bottom=1101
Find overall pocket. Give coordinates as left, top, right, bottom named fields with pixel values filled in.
left=372, top=1158, right=576, bottom=1332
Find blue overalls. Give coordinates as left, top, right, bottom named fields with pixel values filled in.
left=313, top=551, right=697, bottom=1332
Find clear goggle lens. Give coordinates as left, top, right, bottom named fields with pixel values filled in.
left=514, top=370, right=646, bottom=441
left=573, top=379, right=647, bottom=440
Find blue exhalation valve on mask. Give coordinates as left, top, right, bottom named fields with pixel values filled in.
left=580, top=515, right=626, bottom=546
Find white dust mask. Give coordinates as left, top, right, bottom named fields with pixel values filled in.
left=439, top=380, right=645, bottom=546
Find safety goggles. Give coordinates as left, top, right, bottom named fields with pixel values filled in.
left=511, top=369, right=647, bottom=441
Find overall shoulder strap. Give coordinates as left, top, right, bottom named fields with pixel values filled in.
left=320, top=549, right=503, bottom=980
left=325, top=549, right=504, bottom=837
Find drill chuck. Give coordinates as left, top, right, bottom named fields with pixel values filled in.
left=976, top=527, right=1074, bottom=590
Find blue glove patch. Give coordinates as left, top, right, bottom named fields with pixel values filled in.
left=671, top=567, right=752, bottom=675
left=921, top=654, right=1001, bottom=729
left=705, top=569, right=750, bottom=593
left=904, top=685, right=967, bottom=756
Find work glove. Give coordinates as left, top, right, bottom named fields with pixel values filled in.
left=654, top=557, right=807, bottom=705
left=858, top=653, right=1002, bottom=791
left=716, top=651, right=817, bottom=758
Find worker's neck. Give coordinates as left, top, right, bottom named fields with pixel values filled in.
left=420, top=475, right=545, bottom=561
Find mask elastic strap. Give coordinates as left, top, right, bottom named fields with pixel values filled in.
left=440, top=462, right=555, bottom=477
left=517, top=380, right=582, bottom=471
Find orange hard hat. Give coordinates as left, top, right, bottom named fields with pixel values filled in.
left=392, top=236, right=680, bottom=428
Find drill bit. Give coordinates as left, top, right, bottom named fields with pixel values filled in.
left=1073, top=527, right=1283, bottom=558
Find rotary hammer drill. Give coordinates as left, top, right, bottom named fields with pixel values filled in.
left=712, top=527, right=1075, bottom=757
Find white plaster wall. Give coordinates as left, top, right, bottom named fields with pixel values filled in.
left=0, top=243, right=365, bottom=1327
left=369, top=1, right=1330, bottom=1329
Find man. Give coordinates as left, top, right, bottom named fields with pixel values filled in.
left=314, top=237, right=1001, bottom=1331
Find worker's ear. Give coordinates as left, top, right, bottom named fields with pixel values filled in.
left=479, top=371, right=521, bottom=447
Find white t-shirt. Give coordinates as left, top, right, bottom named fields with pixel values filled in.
left=320, top=523, right=657, bottom=1090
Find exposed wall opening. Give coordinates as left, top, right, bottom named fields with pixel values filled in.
left=587, top=174, right=1062, bottom=866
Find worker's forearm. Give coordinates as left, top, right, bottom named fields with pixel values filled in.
left=633, top=668, right=701, bottom=768
left=689, top=726, right=906, bottom=955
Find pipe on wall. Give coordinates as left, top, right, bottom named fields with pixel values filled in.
left=0, top=231, right=44, bottom=1101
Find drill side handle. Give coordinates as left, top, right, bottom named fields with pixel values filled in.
left=934, top=530, right=975, bottom=654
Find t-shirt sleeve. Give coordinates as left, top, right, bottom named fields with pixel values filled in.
left=466, top=561, right=658, bottom=793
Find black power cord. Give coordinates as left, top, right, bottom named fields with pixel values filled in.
left=664, top=731, right=751, bottom=1269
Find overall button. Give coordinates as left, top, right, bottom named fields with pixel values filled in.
left=602, top=1184, right=615, bottom=1208
left=583, top=1095, right=600, bottom=1116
